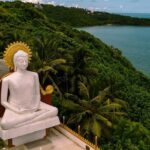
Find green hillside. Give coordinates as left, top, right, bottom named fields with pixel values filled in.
left=0, top=1, right=150, bottom=149
left=42, top=4, right=150, bottom=27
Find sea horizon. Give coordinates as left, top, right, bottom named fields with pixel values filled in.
left=115, top=12, right=150, bottom=19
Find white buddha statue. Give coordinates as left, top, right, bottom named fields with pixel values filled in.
left=0, top=50, right=58, bottom=130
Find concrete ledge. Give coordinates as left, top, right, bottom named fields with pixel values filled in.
left=55, top=125, right=97, bottom=150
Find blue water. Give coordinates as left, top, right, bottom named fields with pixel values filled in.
left=118, top=13, right=150, bottom=19
left=79, top=26, right=150, bottom=76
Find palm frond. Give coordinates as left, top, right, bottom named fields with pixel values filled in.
left=38, top=66, right=57, bottom=74
left=78, top=82, right=89, bottom=99
left=67, top=112, right=87, bottom=124
left=101, top=112, right=126, bottom=116
left=99, top=86, right=110, bottom=99
left=64, top=93, right=79, bottom=101
left=78, top=75, right=88, bottom=85
left=81, top=117, right=92, bottom=132
left=79, top=100, right=91, bottom=108
left=95, top=114, right=112, bottom=127
left=91, top=117, right=101, bottom=137
left=91, top=86, right=110, bottom=103
left=61, top=99, right=83, bottom=111
left=113, top=98, right=128, bottom=109
left=105, top=98, right=111, bottom=105
left=55, top=64, right=70, bottom=73
left=91, top=95, right=103, bottom=103
left=99, top=103, right=122, bottom=111
left=50, top=58, right=66, bottom=67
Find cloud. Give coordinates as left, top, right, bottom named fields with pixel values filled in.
left=59, top=3, right=65, bottom=6
left=119, top=5, right=124, bottom=9
left=22, top=0, right=56, bottom=4
left=103, top=6, right=108, bottom=10
left=22, top=0, right=43, bottom=3
left=74, top=4, right=79, bottom=8
left=47, top=1, right=56, bottom=5
left=95, top=7, right=100, bottom=10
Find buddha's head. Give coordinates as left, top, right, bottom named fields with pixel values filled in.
left=13, top=50, right=28, bottom=71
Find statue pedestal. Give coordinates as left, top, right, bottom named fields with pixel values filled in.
left=0, top=116, right=60, bottom=146
left=13, top=129, right=45, bottom=146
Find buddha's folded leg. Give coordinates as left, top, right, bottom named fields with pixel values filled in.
left=14, top=103, right=58, bottom=127
left=0, top=103, right=58, bottom=129
left=40, top=102, right=58, bottom=117
left=16, top=103, right=58, bottom=127
left=0, top=109, right=43, bottom=130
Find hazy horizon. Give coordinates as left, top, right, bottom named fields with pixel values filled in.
left=8, top=0, right=150, bottom=13
left=1, top=0, right=150, bottom=13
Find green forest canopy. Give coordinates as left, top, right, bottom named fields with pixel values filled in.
left=0, top=1, right=150, bottom=149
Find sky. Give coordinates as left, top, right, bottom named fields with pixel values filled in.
left=5, top=0, right=150, bottom=13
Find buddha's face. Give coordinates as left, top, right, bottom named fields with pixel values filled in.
left=16, top=56, right=28, bottom=70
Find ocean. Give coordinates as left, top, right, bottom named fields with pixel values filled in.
left=118, top=13, right=150, bottom=19
left=79, top=13, right=150, bottom=76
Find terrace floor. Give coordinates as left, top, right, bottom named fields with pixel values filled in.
left=3, top=127, right=88, bottom=150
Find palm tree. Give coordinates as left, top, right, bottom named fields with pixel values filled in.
left=67, top=48, right=99, bottom=96
left=62, top=84, right=127, bottom=141
left=29, top=50, right=67, bottom=100
left=2, top=30, right=27, bottom=43
left=29, top=35, right=70, bottom=99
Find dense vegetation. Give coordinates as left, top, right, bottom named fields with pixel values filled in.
left=0, top=1, right=150, bottom=149
left=42, top=4, right=150, bottom=27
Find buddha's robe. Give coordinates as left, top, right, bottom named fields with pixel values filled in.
left=0, top=71, right=57, bottom=130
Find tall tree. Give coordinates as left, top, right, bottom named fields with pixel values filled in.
left=62, top=84, right=127, bottom=141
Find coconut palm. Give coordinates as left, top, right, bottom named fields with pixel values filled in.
left=29, top=34, right=73, bottom=99
left=29, top=49, right=68, bottom=99
left=68, top=48, right=99, bottom=96
left=2, top=30, right=27, bottom=44
left=62, top=83, right=127, bottom=140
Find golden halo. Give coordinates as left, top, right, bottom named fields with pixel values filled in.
left=3, top=41, right=32, bottom=69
